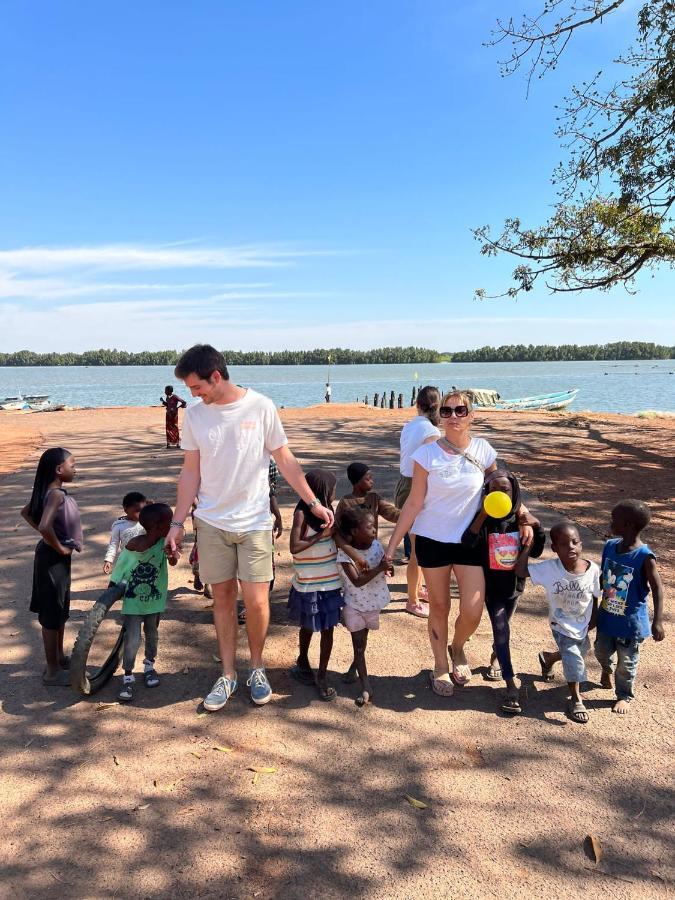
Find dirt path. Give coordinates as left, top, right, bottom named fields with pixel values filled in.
left=0, top=405, right=673, bottom=898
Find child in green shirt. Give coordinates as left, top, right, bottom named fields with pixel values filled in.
left=110, top=503, right=177, bottom=702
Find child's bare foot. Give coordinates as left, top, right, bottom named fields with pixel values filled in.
left=612, top=699, right=631, bottom=715
left=355, top=676, right=373, bottom=707
left=600, top=669, right=613, bottom=689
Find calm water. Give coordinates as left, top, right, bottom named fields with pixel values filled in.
left=0, top=360, right=674, bottom=414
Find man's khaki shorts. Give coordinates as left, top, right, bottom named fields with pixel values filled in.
left=194, top=518, right=273, bottom=584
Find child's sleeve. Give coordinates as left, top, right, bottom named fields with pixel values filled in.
left=527, top=559, right=548, bottom=587
left=104, top=521, right=120, bottom=564
left=592, top=563, right=602, bottom=598
left=110, top=549, right=133, bottom=586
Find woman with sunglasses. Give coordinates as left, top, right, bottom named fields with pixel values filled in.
left=386, top=390, right=533, bottom=695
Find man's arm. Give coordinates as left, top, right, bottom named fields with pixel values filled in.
left=166, top=449, right=201, bottom=554
left=272, top=445, right=334, bottom=528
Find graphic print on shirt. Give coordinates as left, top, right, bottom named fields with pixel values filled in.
left=488, top=532, right=519, bottom=570
left=126, top=562, right=161, bottom=604
left=551, top=578, right=594, bottom=629
left=601, top=558, right=634, bottom=618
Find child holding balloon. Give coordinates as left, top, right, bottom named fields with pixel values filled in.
left=462, top=470, right=545, bottom=713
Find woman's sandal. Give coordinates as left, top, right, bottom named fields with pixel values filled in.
left=290, top=663, right=315, bottom=686
left=500, top=694, right=522, bottom=715
left=568, top=700, right=589, bottom=724
left=485, top=663, right=502, bottom=682
left=538, top=651, right=556, bottom=682
left=449, top=646, right=472, bottom=686
left=428, top=671, right=454, bottom=697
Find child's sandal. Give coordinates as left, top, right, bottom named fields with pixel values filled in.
left=118, top=678, right=135, bottom=702
left=568, top=700, right=589, bottom=724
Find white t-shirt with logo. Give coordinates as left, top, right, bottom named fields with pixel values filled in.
left=337, top=540, right=391, bottom=612
left=399, top=416, right=441, bottom=477
left=181, top=388, right=288, bottom=532
left=410, top=438, right=497, bottom=543
left=529, top=557, right=601, bottom=640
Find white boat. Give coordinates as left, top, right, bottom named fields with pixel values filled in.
left=465, top=388, right=579, bottom=412
left=0, top=395, right=26, bottom=411
left=25, top=395, right=51, bottom=410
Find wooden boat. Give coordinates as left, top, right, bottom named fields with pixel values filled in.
left=25, top=395, right=51, bottom=410
left=464, top=388, right=579, bottom=412
left=0, top=395, right=26, bottom=411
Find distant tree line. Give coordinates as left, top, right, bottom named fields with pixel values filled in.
left=0, top=346, right=441, bottom=367
left=448, top=342, right=674, bottom=362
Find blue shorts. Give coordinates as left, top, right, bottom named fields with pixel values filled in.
left=552, top=630, right=589, bottom=683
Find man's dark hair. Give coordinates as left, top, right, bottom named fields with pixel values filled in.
left=613, top=499, right=651, bottom=533
left=123, top=491, right=146, bottom=510
left=174, top=344, right=229, bottom=381
left=550, top=520, right=579, bottom=544
left=139, top=502, right=173, bottom=530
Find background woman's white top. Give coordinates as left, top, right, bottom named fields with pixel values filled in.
left=399, top=415, right=441, bottom=477
left=410, top=437, right=497, bottom=543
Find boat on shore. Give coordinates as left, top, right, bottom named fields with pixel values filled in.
left=464, top=387, right=579, bottom=412
left=0, top=395, right=26, bottom=411
left=24, top=394, right=51, bottom=410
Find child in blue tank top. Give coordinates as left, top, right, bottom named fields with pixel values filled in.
left=595, top=499, right=665, bottom=715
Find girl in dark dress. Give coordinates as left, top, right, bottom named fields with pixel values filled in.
left=21, top=448, right=83, bottom=685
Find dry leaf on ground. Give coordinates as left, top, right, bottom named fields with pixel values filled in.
left=213, top=745, right=233, bottom=753
left=247, top=766, right=277, bottom=774
left=112, top=755, right=120, bottom=766
left=404, top=794, right=428, bottom=810
left=584, top=834, right=602, bottom=864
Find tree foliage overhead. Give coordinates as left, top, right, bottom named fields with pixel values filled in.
left=448, top=341, right=674, bottom=362
left=474, top=0, right=675, bottom=296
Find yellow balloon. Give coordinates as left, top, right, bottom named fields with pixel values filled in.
left=483, top=490, right=512, bottom=519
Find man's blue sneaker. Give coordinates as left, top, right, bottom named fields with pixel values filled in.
left=204, top=674, right=238, bottom=711
left=247, top=667, right=272, bottom=705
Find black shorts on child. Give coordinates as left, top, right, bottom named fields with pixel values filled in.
left=30, top=540, right=72, bottom=629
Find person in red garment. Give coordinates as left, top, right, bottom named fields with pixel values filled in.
left=161, top=385, right=187, bottom=449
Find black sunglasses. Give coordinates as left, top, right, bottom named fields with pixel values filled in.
left=439, top=404, right=470, bottom=418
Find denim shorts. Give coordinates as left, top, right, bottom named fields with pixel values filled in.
left=552, top=630, right=590, bottom=683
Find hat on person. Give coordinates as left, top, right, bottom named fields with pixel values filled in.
left=347, top=462, right=370, bottom=486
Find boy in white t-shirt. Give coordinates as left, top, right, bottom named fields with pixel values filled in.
left=516, top=521, right=601, bottom=724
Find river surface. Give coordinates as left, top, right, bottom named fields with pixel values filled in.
left=0, top=359, right=673, bottom=413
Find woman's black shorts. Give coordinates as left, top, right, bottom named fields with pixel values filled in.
left=30, top=541, right=72, bottom=629
left=414, top=534, right=482, bottom=568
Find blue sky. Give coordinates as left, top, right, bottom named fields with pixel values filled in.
left=1, top=0, right=672, bottom=352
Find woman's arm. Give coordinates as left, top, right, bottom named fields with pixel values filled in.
left=289, top=510, right=324, bottom=555
left=385, top=463, right=428, bottom=560
left=38, top=491, right=71, bottom=555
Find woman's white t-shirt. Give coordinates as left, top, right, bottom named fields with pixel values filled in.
left=410, top=437, right=497, bottom=543
left=399, top=416, right=441, bottom=477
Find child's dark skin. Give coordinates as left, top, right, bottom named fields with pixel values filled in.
left=600, top=507, right=665, bottom=714
left=340, top=512, right=393, bottom=706
left=20, top=454, right=78, bottom=676
left=516, top=523, right=597, bottom=723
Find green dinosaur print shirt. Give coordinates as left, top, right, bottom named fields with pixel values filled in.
left=110, top=538, right=168, bottom=615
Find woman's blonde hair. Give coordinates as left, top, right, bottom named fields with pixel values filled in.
left=441, top=389, right=473, bottom=410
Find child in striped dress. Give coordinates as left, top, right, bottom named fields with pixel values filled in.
left=288, top=469, right=345, bottom=701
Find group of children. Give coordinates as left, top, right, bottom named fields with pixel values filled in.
left=23, top=447, right=665, bottom=719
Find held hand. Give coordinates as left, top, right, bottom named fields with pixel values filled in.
left=165, top=525, right=184, bottom=556
left=102, top=561, right=112, bottom=575
left=519, top=524, right=534, bottom=547
left=313, top=504, right=334, bottom=529
left=652, top=620, right=665, bottom=642
left=273, top=514, right=283, bottom=540
left=60, top=545, right=73, bottom=557
left=355, top=556, right=369, bottom=574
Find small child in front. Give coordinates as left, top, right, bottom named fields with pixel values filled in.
left=517, top=521, right=600, bottom=724
left=102, top=491, right=147, bottom=575
left=595, top=499, right=665, bottom=715
left=337, top=507, right=393, bottom=707
left=109, top=503, right=177, bottom=702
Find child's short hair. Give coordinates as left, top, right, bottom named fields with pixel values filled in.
left=550, top=520, right=579, bottom=544
left=139, top=502, right=172, bottom=530
left=123, top=491, right=146, bottom=510
left=338, top=506, right=372, bottom=539
left=613, top=499, right=651, bottom=532
left=347, top=462, right=369, bottom=485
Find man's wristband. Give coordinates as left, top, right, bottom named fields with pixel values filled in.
left=307, top=498, right=320, bottom=509
left=170, top=521, right=185, bottom=529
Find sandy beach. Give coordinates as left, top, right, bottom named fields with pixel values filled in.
left=1, top=403, right=673, bottom=898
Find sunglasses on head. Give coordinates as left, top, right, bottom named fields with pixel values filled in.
left=439, top=404, right=470, bottom=418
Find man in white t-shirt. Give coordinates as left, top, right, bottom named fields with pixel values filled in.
left=166, top=344, right=334, bottom=711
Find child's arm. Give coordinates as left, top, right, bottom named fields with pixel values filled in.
left=289, top=510, right=324, bottom=554
left=588, top=595, right=599, bottom=632
left=38, top=492, right=73, bottom=555
left=103, top=522, right=120, bottom=574
left=644, top=557, right=665, bottom=641
left=514, top=543, right=532, bottom=579
left=340, top=558, right=389, bottom=588
left=334, top=530, right=369, bottom=573
left=20, top=503, right=38, bottom=531
left=461, top=509, right=488, bottom=548
left=376, top=495, right=400, bottom=524
left=270, top=495, right=283, bottom=540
